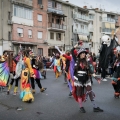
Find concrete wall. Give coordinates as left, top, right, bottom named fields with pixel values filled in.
left=62, top=3, right=73, bottom=50
left=0, top=0, right=12, bottom=54
left=89, top=10, right=102, bottom=55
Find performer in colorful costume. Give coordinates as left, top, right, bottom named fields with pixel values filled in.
left=31, top=55, right=47, bottom=93
left=7, top=52, right=24, bottom=95
left=111, top=46, right=120, bottom=98
left=0, top=52, right=9, bottom=87
left=20, top=50, right=35, bottom=103
left=53, top=53, right=62, bottom=79
left=73, top=48, right=103, bottom=113
left=99, top=34, right=118, bottom=81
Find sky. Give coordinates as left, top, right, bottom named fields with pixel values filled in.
left=63, top=0, right=120, bottom=13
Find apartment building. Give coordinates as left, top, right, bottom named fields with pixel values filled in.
left=115, top=15, right=120, bottom=44
left=47, top=0, right=67, bottom=56
left=33, top=0, right=48, bottom=56
left=88, top=8, right=119, bottom=55
left=73, top=6, right=90, bottom=50
left=88, top=8, right=102, bottom=54
left=11, top=0, right=36, bottom=54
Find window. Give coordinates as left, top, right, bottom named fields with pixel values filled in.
left=28, top=30, right=32, bottom=38
left=100, top=27, right=101, bottom=32
left=56, top=19, right=60, bottom=24
left=38, top=0, right=42, bottom=4
left=38, top=14, right=42, bottom=21
left=17, top=28, right=23, bottom=37
left=14, top=5, right=32, bottom=20
left=8, top=12, right=11, bottom=20
left=8, top=31, right=11, bottom=40
left=50, top=33, right=54, bottom=39
left=52, top=1, right=55, bottom=8
left=38, top=48, right=43, bottom=56
left=38, top=32, right=42, bottom=39
left=99, top=16, right=102, bottom=21
left=56, top=33, right=61, bottom=41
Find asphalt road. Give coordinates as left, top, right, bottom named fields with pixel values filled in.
left=0, top=71, right=120, bottom=120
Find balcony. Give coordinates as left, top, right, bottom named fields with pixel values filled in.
left=102, top=28, right=115, bottom=34
left=102, top=17, right=115, bottom=23
left=74, top=28, right=89, bottom=35
left=73, top=13, right=89, bottom=23
left=11, top=0, right=32, bottom=7
left=88, top=27, right=94, bottom=32
left=48, top=23, right=67, bottom=32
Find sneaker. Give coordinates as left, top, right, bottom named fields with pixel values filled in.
left=32, top=90, right=36, bottom=94
left=80, top=107, right=86, bottom=113
left=93, top=107, right=103, bottom=112
left=69, top=92, right=72, bottom=97
left=102, top=78, right=107, bottom=81
left=7, top=91, right=9, bottom=95
left=40, top=88, right=47, bottom=92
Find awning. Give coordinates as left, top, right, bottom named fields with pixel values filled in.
left=105, top=23, right=110, bottom=28
left=78, top=35, right=83, bottom=40
left=78, top=35, right=88, bottom=41
left=110, top=23, right=115, bottom=29
left=12, top=41, right=38, bottom=45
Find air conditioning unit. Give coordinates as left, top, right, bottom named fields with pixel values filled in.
left=40, top=4, right=44, bottom=9
left=44, top=40, right=47, bottom=44
left=8, top=20, right=13, bottom=25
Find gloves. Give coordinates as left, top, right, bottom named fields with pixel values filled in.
left=74, top=76, right=78, bottom=81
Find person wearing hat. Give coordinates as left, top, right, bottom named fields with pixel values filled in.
left=62, top=50, right=73, bottom=96
left=73, top=47, right=103, bottom=113
left=111, top=47, right=120, bottom=98
left=31, top=56, right=47, bottom=94
left=53, top=53, right=62, bottom=79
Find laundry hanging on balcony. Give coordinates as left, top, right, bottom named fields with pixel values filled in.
left=105, top=23, right=110, bottom=28
left=78, top=35, right=88, bottom=41
left=110, top=23, right=115, bottom=29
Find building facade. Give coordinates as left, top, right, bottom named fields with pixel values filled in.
left=72, top=6, right=90, bottom=50
left=0, top=0, right=12, bottom=55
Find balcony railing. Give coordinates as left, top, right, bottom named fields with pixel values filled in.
left=102, top=28, right=115, bottom=33
left=48, top=23, right=67, bottom=30
left=74, top=29, right=89, bottom=35
left=73, top=13, right=89, bottom=22
left=88, top=27, right=94, bottom=32
left=12, top=0, right=32, bottom=7
left=102, top=17, right=115, bottom=23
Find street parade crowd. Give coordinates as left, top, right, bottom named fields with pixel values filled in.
left=0, top=32, right=120, bottom=113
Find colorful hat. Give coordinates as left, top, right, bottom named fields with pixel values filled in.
left=77, top=48, right=87, bottom=55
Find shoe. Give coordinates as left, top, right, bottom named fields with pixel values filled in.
left=32, top=90, right=36, bottom=94
left=28, top=99, right=32, bottom=103
left=7, top=91, right=9, bottom=95
left=80, top=107, right=86, bottom=113
left=102, top=78, right=107, bottom=81
left=69, top=92, right=72, bottom=97
left=13, top=92, right=17, bottom=96
left=93, top=107, right=103, bottom=112
left=40, top=88, right=47, bottom=92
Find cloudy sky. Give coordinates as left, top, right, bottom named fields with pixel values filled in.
left=63, top=0, right=120, bottom=13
